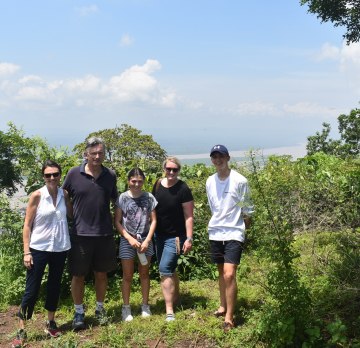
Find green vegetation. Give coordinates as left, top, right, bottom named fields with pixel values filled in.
left=301, top=0, right=360, bottom=44
left=1, top=122, right=360, bottom=347
left=0, top=129, right=22, bottom=196
left=307, top=105, right=360, bottom=157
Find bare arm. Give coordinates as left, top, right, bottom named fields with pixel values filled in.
left=243, top=214, right=251, bottom=245
left=114, top=206, right=140, bottom=249
left=244, top=214, right=252, bottom=230
left=182, top=200, right=194, bottom=255
left=23, top=191, right=41, bottom=269
left=110, top=197, right=116, bottom=205
left=139, top=209, right=157, bottom=253
left=63, top=190, right=73, bottom=219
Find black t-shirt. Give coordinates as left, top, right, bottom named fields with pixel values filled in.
left=62, top=160, right=118, bottom=237
left=152, top=179, right=193, bottom=237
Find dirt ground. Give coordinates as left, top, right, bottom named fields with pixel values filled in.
left=0, top=306, right=217, bottom=348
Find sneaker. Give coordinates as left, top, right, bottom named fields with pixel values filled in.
left=141, top=304, right=151, bottom=318
left=44, top=320, right=61, bottom=337
left=12, top=329, right=26, bottom=348
left=165, top=313, right=175, bottom=322
left=122, top=305, right=133, bottom=322
left=72, top=312, right=85, bottom=330
left=95, top=306, right=109, bottom=324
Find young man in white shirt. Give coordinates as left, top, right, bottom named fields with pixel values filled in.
left=206, top=144, right=254, bottom=332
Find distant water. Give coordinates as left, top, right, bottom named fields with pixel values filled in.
left=172, top=143, right=307, bottom=166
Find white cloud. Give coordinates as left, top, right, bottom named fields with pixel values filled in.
left=283, top=102, right=345, bottom=118
left=225, top=100, right=347, bottom=119
left=0, top=59, right=199, bottom=111
left=312, top=42, right=360, bottom=96
left=313, top=42, right=341, bottom=61
left=75, top=5, right=98, bottom=16
left=19, top=75, right=42, bottom=84
left=231, top=101, right=280, bottom=116
left=314, top=42, right=360, bottom=76
left=0, top=62, right=21, bottom=77
left=120, top=34, right=135, bottom=47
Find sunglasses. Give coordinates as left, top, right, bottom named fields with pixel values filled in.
left=44, top=172, right=60, bottom=178
left=165, top=167, right=179, bottom=173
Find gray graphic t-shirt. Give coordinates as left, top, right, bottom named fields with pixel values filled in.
left=115, top=191, right=157, bottom=237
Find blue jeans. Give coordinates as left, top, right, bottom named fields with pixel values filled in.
left=155, top=234, right=186, bottom=277
left=18, top=248, right=67, bottom=320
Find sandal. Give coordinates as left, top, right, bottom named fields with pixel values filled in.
left=223, top=321, right=234, bottom=332
left=205, top=310, right=226, bottom=317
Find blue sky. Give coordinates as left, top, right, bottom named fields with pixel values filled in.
left=0, top=0, right=359, bottom=154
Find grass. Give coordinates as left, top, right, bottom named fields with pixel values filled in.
left=3, top=276, right=266, bottom=347
left=2, top=231, right=360, bottom=347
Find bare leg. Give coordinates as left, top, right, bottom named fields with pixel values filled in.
left=93, top=271, right=107, bottom=303
left=47, top=311, right=55, bottom=322
left=173, top=271, right=181, bottom=303
left=161, top=276, right=174, bottom=314
left=19, top=319, right=25, bottom=330
left=121, top=258, right=135, bottom=305
left=138, top=256, right=151, bottom=305
left=71, top=276, right=85, bottom=305
left=217, top=263, right=227, bottom=313
left=223, top=263, right=238, bottom=323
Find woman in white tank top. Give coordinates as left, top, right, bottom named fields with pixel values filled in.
left=13, top=160, right=73, bottom=348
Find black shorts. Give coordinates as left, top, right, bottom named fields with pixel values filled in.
left=210, top=240, right=244, bottom=265
left=67, top=235, right=117, bottom=276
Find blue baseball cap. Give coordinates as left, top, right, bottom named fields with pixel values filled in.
left=210, top=144, right=229, bottom=156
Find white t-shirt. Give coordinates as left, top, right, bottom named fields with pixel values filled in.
left=206, top=170, right=255, bottom=242
left=30, top=185, right=71, bottom=252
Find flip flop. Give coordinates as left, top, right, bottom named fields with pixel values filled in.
left=205, top=310, right=226, bottom=317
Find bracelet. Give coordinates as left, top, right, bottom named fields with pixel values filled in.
left=24, top=252, right=32, bottom=255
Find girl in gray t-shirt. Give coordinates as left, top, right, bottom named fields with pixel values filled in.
left=114, top=168, right=157, bottom=322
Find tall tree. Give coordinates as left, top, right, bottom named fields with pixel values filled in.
left=73, top=124, right=167, bottom=173
left=306, top=106, right=360, bottom=156
left=301, top=0, right=360, bottom=44
left=338, top=107, right=360, bottom=155
left=306, top=122, right=341, bottom=156
left=0, top=130, right=22, bottom=196
left=4, top=122, right=78, bottom=194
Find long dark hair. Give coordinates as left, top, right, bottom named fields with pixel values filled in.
left=127, top=167, right=145, bottom=181
left=42, top=160, right=62, bottom=176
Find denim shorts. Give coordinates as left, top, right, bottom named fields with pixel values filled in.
left=155, top=234, right=186, bottom=277
left=210, top=240, right=244, bottom=265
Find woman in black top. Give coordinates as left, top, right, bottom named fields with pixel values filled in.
left=152, top=156, right=194, bottom=322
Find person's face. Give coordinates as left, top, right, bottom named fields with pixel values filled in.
left=210, top=152, right=230, bottom=170
left=128, top=175, right=144, bottom=192
left=164, top=161, right=180, bottom=180
left=43, top=166, right=61, bottom=188
left=84, top=144, right=105, bottom=167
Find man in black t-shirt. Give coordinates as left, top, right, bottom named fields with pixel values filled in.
left=62, top=137, right=118, bottom=329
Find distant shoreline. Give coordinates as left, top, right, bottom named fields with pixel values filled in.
left=172, top=143, right=307, bottom=161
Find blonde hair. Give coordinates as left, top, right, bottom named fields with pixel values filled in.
left=163, top=156, right=181, bottom=170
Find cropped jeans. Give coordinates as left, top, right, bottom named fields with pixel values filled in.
left=155, top=234, right=186, bottom=277
left=18, top=248, right=67, bottom=320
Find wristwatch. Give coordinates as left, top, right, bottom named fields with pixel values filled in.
left=186, top=237, right=193, bottom=243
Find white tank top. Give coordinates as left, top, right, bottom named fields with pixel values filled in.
left=30, top=185, right=71, bottom=252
